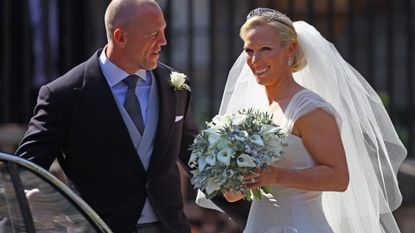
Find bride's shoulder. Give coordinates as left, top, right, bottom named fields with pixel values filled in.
left=294, top=88, right=325, bottom=102
left=290, top=89, right=329, bottom=106
left=287, top=89, right=338, bottom=119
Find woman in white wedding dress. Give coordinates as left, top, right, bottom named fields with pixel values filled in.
left=197, top=8, right=407, bottom=233
left=223, top=9, right=347, bottom=233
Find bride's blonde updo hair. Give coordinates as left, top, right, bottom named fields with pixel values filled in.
left=240, top=8, right=307, bottom=72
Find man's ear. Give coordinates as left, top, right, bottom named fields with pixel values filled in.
left=114, top=28, right=127, bottom=47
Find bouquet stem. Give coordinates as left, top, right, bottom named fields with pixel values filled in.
left=244, top=186, right=270, bottom=200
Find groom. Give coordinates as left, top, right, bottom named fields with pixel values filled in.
left=16, top=0, right=197, bottom=232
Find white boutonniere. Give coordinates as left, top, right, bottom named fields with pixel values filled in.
left=169, top=71, right=191, bottom=91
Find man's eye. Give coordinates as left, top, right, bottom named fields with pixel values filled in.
left=261, top=47, right=271, bottom=51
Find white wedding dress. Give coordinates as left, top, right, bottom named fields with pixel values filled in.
left=244, top=89, right=337, bottom=233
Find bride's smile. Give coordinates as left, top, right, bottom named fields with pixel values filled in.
left=253, top=66, right=269, bottom=75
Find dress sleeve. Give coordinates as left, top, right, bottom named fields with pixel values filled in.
left=283, top=90, right=341, bottom=133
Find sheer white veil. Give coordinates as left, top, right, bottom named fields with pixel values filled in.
left=218, top=18, right=407, bottom=232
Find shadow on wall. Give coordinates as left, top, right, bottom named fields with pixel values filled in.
left=0, top=124, right=26, bottom=154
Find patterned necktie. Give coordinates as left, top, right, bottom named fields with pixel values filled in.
left=123, top=75, right=145, bottom=135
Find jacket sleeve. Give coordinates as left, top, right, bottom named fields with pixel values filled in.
left=15, top=85, right=65, bottom=170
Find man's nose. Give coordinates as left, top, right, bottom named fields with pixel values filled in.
left=159, top=32, right=167, bottom=46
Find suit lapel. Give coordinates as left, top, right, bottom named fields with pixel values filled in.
left=75, top=50, right=146, bottom=176
left=136, top=71, right=159, bottom=170
left=147, top=65, right=176, bottom=172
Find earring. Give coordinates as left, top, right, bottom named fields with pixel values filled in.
left=288, top=57, right=293, bottom=66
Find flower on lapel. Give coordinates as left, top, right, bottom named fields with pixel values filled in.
left=169, top=71, right=191, bottom=91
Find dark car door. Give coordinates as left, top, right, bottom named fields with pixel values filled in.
left=0, top=152, right=113, bottom=233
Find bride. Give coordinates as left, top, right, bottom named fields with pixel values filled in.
left=197, top=8, right=407, bottom=233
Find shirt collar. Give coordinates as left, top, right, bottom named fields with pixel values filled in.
left=99, top=47, right=149, bottom=87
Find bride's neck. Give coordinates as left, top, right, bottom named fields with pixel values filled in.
left=265, top=75, right=301, bottom=104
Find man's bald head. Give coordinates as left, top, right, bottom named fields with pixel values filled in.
left=104, top=0, right=160, bottom=42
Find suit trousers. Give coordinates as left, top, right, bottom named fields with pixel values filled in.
left=134, top=222, right=165, bottom=233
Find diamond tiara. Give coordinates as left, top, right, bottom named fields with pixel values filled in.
left=246, top=8, right=294, bottom=30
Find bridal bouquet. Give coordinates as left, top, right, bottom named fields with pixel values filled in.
left=189, top=109, right=287, bottom=200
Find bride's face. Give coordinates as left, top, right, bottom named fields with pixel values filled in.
left=243, top=25, right=291, bottom=86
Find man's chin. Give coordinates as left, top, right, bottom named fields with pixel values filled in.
left=147, top=58, right=159, bottom=70
left=141, top=62, right=158, bottom=71
left=149, top=63, right=158, bottom=70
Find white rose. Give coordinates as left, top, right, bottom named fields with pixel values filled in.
left=211, top=114, right=232, bottom=128
left=169, top=71, right=190, bottom=91
left=170, top=71, right=186, bottom=85
left=231, top=114, right=248, bottom=126
left=212, top=115, right=225, bottom=125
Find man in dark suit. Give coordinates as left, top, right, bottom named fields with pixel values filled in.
left=16, top=0, right=250, bottom=232
left=16, top=0, right=194, bottom=232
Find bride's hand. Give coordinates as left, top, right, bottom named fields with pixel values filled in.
left=243, top=165, right=281, bottom=189
left=223, top=191, right=244, bottom=202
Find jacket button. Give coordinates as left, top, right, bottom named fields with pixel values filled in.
left=145, top=182, right=150, bottom=190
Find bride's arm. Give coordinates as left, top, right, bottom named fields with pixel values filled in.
left=245, top=108, right=349, bottom=192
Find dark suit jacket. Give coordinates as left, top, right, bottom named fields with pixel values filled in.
left=16, top=49, right=200, bottom=233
